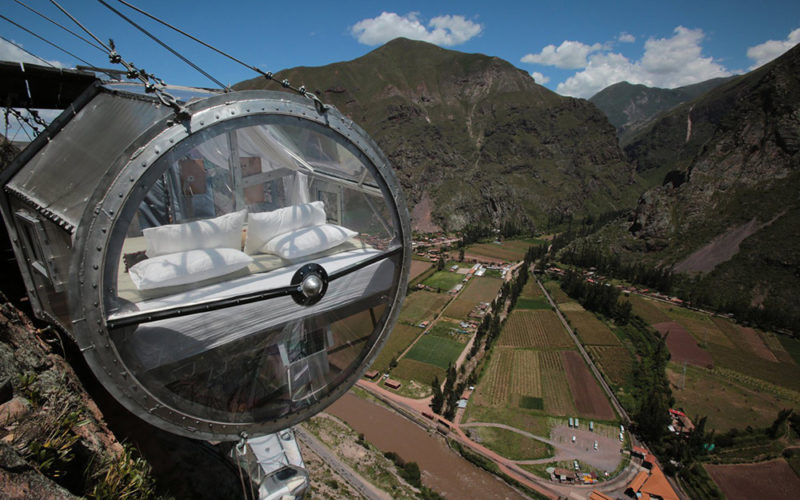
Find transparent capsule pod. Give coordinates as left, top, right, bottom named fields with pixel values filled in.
left=0, top=85, right=410, bottom=439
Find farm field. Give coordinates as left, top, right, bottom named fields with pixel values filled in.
left=543, top=280, right=570, bottom=303
left=397, top=290, right=451, bottom=326
left=465, top=239, right=537, bottom=262
left=409, top=259, right=433, bottom=281
left=563, top=307, right=620, bottom=345
left=404, top=334, right=464, bottom=370
left=472, top=348, right=515, bottom=407
left=705, top=460, right=800, bottom=500
left=498, top=310, right=574, bottom=349
left=423, top=271, right=464, bottom=292
left=391, top=358, right=445, bottom=386
left=371, top=323, right=422, bottom=373
left=587, top=346, right=634, bottom=389
left=515, top=296, right=551, bottom=310
left=631, top=295, right=800, bottom=391
left=429, top=319, right=470, bottom=344
left=540, top=351, right=577, bottom=416
left=779, top=334, right=800, bottom=364
left=562, top=351, right=616, bottom=421
left=626, top=294, right=671, bottom=324
left=654, top=321, right=714, bottom=368
left=521, top=279, right=543, bottom=297
left=666, top=363, right=800, bottom=432
left=443, top=276, right=503, bottom=319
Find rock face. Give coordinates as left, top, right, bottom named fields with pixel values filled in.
left=237, top=38, right=641, bottom=232
left=623, top=43, right=800, bottom=319
left=589, top=78, right=732, bottom=145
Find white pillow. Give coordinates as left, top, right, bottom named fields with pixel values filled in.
left=244, top=201, right=326, bottom=255
left=263, top=224, right=357, bottom=260
left=143, top=209, right=247, bottom=257
left=128, top=248, right=253, bottom=290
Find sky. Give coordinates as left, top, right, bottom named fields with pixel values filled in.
left=1, top=0, right=799, bottom=133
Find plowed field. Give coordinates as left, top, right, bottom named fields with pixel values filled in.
left=562, top=351, right=615, bottom=420
left=654, top=321, right=713, bottom=368
left=706, top=459, right=800, bottom=500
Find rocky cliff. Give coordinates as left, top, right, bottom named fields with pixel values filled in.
left=237, top=38, right=642, bottom=232
left=620, top=43, right=800, bottom=321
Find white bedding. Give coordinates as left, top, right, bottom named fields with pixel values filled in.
left=114, top=251, right=394, bottom=371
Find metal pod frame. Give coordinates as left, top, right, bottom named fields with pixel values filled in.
left=1, top=85, right=411, bottom=440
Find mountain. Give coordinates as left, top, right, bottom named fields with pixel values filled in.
left=598, top=44, right=800, bottom=325
left=590, top=78, right=733, bottom=146
left=236, top=38, right=642, bottom=232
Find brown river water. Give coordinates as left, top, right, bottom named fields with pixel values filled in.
left=328, top=392, right=525, bottom=499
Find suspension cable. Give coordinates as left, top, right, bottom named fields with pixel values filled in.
left=114, top=0, right=329, bottom=112
left=97, top=0, right=229, bottom=91
left=49, top=0, right=112, bottom=53
left=0, top=35, right=55, bottom=68
left=14, top=0, right=106, bottom=54
left=0, top=14, right=98, bottom=70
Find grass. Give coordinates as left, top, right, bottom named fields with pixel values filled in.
left=397, top=290, right=451, bottom=325
left=391, top=358, right=445, bottom=387
left=423, top=271, right=465, bottom=292
left=463, top=404, right=551, bottom=437
left=467, top=426, right=553, bottom=460
left=404, top=334, right=464, bottom=370
left=371, top=323, right=423, bottom=373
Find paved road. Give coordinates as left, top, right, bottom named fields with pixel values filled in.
left=294, top=426, right=391, bottom=500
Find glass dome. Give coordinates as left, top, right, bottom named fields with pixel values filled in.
left=64, top=89, right=409, bottom=439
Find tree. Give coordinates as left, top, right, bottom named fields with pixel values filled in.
left=431, top=376, right=443, bottom=414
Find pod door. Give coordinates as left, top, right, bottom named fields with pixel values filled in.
left=83, top=96, right=408, bottom=439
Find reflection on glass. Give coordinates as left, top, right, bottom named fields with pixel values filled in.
left=106, top=119, right=400, bottom=425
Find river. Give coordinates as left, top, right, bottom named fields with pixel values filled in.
left=328, top=392, right=526, bottom=499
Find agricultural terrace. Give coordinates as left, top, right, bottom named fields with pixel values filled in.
left=397, top=290, right=451, bottom=326
left=422, top=271, right=464, bottom=292
left=371, top=324, right=423, bottom=373
left=404, top=334, right=464, bottom=370
left=562, top=305, right=621, bottom=345
left=498, top=310, right=574, bottom=349
left=631, top=296, right=800, bottom=391
left=443, top=276, right=503, bottom=320
left=465, top=239, right=539, bottom=262
left=667, top=363, right=800, bottom=432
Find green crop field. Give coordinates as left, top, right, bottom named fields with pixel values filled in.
left=371, top=324, right=423, bottom=373
left=516, top=297, right=551, bottom=310
left=521, top=279, right=543, bottom=297
left=444, top=276, right=503, bottom=319
left=398, top=290, right=451, bottom=325
left=423, top=271, right=465, bottom=292
left=543, top=280, right=571, bottom=303
left=404, top=334, right=464, bottom=369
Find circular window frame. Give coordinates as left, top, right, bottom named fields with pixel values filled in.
left=70, top=90, right=410, bottom=440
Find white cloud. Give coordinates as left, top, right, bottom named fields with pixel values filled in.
left=618, top=32, right=636, bottom=43
left=547, top=26, right=731, bottom=98
left=0, top=39, right=63, bottom=67
left=521, top=40, right=603, bottom=69
left=747, top=27, right=800, bottom=69
left=351, top=12, right=482, bottom=46
left=530, top=71, right=550, bottom=84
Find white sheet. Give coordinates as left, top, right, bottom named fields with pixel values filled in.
left=115, top=250, right=394, bottom=371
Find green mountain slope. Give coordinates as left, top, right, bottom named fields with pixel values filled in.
left=236, top=38, right=643, bottom=232
left=590, top=78, right=732, bottom=146
left=592, top=44, right=800, bottom=326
